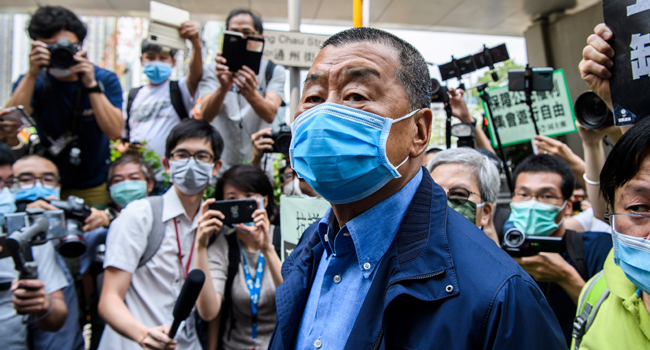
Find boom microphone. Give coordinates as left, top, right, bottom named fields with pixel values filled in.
left=168, top=269, right=205, bottom=339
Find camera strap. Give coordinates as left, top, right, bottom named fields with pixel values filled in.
left=42, top=72, right=84, bottom=137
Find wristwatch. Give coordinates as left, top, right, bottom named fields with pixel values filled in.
left=104, top=207, right=118, bottom=225
left=86, top=82, right=104, bottom=94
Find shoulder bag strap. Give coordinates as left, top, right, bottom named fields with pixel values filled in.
left=169, top=81, right=189, bottom=120
left=125, top=86, right=143, bottom=141
left=138, top=196, right=165, bottom=268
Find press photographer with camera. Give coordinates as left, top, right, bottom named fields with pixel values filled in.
left=198, top=8, right=286, bottom=174
left=447, top=87, right=496, bottom=154
left=506, top=154, right=612, bottom=345
left=5, top=6, right=123, bottom=208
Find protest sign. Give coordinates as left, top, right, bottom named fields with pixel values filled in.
left=481, top=69, right=577, bottom=148
left=279, top=195, right=330, bottom=261
left=603, top=0, right=650, bottom=126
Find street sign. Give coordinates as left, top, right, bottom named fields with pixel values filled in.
left=262, top=30, right=331, bottom=68
left=481, top=69, right=578, bottom=148
left=279, top=195, right=330, bottom=261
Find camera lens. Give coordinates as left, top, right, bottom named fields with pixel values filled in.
left=275, top=133, right=292, bottom=154
left=57, top=235, right=87, bottom=258
left=503, top=228, right=525, bottom=248
left=574, top=91, right=614, bottom=130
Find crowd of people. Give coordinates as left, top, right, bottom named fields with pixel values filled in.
left=0, top=5, right=649, bottom=350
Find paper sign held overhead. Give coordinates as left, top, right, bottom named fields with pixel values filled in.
left=481, top=69, right=578, bottom=148
left=262, top=30, right=330, bottom=68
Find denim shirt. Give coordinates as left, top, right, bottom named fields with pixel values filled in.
left=294, top=169, right=423, bottom=350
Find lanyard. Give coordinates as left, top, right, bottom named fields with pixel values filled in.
left=174, top=218, right=195, bottom=278
left=240, top=247, right=265, bottom=339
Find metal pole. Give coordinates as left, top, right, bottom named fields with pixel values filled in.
left=362, top=0, right=370, bottom=27
left=353, top=0, right=363, bottom=27
left=479, top=89, right=514, bottom=194
left=288, top=0, right=302, bottom=123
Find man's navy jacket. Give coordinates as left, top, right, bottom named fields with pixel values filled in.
left=269, top=170, right=566, bottom=349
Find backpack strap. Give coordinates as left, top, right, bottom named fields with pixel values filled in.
left=572, top=270, right=609, bottom=349
left=169, top=80, right=189, bottom=120
left=218, top=232, right=241, bottom=349
left=262, top=60, right=286, bottom=107
left=138, top=196, right=165, bottom=268
left=125, top=87, right=143, bottom=142
left=565, top=230, right=590, bottom=282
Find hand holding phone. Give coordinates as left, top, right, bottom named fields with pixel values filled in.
left=207, top=199, right=259, bottom=226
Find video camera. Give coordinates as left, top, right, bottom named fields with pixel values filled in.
left=46, top=39, right=79, bottom=70
left=2, top=196, right=91, bottom=279
left=501, top=226, right=564, bottom=257
left=263, top=124, right=292, bottom=154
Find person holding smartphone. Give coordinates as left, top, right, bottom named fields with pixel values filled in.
left=197, top=8, right=286, bottom=176
left=193, top=164, right=282, bottom=350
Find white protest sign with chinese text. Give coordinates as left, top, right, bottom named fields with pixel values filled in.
left=279, top=195, right=330, bottom=261
left=481, top=69, right=577, bottom=147
left=262, top=31, right=331, bottom=68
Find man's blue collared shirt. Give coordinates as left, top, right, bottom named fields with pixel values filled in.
left=294, top=169, right=423, bottom=350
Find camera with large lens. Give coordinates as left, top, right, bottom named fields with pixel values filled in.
left=47, top=39, right=79, bottom=69
left=574, top=91, right=614, bottom=130
left=431, top=79, right=449, bottom=103
left=48, top=196, right=91, bottom=258
left=501, top=226, right=564, bottom=257
left=263, top=124, right=292, bottom=154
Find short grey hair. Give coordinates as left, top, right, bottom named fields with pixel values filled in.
left=427, top=148, right=500, bottom=203
left=321, top=27, right=431, bottom=110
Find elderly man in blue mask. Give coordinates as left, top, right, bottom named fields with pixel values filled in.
left=268, top=27, right=565, bottom=350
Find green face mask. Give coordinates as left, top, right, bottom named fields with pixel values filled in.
left=448, top=198, right=484, bottom=226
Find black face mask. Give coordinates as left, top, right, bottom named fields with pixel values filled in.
left=572, top=200, right=582, bottom=212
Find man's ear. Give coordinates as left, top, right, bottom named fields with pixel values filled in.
left=163, top=158, right=171, bottom=175
left=480, top=202, right=494, bottom=227
left=212, top=160, right=223, bottom=177
left=140, top=56, right=145, bottom=65
left=410, top=109, right=433, bottom=159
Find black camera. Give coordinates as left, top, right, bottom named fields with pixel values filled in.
left=431, top=79, right=449, bottom=103
left=501, top=227, right=564, bottom=257
left=574, top=91, right=614, bottom=130
left=48, top=196, right=91, bottom=258
left=47, top=40, right=79, bottom=69
left=263, top=124, right=292, bottom=154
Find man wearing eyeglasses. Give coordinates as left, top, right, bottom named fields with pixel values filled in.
left=508, top=154, right=612, bottom=346
left=198, top=8, right=285, bottom=175
left=99, top=119, right=223, bottom=350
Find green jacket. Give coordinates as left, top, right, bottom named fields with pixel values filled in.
left=572, top=250, right=650, bottom=349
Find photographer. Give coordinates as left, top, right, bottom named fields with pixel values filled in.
left=199, top=8, right=285, bottom=174
left=98, top=119, right=223, bottom=350
left=508, top=154, right=612, bottom=345
left=121, top=22, right=203, bottom=193
left=427, top=147, right=500, bottom=245
left=6, top=6, right=123, bottom=208
left=448, top=88, right=495, bottom=154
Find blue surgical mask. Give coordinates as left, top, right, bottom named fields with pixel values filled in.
left=612, top=230, right=650, bottom=295
left=143, top=61, right=172, bottom=85
left=0, top=188, right=16, bottom=226
left=110, top=180, right=147, bottom=208
left=289, top=103, right=418, bottom=204
left=509, top=200, right=567, bottom=236
left=15, top=182, right=60, bottom=202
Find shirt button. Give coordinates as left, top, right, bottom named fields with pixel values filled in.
left=363, top=262, right=371, bottom=270
left=333, top=275, right=342, bottom=283
left=314, top=339, right=322, bottom=348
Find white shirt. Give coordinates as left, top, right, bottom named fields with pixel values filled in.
left=122, top=77, right=196, bottom=181
left=573, top=207, right=612, bottom=233
left=99, top=188, right=202, bottom=350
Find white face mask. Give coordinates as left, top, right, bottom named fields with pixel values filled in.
left=283, top=177, right=303, bottom=196
left=48, top=68, right=73, bottom=78
left=169, top=158, right=214, bottom=195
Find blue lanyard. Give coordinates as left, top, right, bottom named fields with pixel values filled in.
left=240, top=248, right=265, bottom=339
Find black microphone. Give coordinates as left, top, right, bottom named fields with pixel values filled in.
left=168, top=269, right=205, bottom=339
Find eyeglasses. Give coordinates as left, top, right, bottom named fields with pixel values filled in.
left=17, top=174, right=59, bottom=188
left=513, top=192, right=564, bottom=204
left=169, top=150, right=214, bottom=164
left=281, top=171, right=295, bottom=184
left=607, top=213, right=650, bottom=237
left=0, top=176, right=14, bottom=190
left=446, top=187, right=478, bottom=200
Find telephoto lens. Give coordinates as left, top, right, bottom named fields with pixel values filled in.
left=574, top=91, right=614, bottom=129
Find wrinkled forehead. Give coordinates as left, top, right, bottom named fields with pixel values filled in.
left=306, top=42, right=401, bottom=84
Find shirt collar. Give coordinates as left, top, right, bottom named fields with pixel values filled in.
left=161, top=186, right=202, bottom=230
left=316, top=168, right=423, bottom=278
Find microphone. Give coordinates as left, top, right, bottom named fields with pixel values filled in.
left=168, top=269, right=205, bottom=339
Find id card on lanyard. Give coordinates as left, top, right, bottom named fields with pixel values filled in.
left=241, top=247, right=265, bottom=340
left=173, top=218, right=197, bottom=338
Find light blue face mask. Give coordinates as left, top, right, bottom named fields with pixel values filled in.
left=144, top=61, right=172, bottom=85
left=15, top=182, right=60, bottom=202
left=612, top=230, right=650, bottom=295
left=110, top=180, right=147, bottom=208
left=0, top=187, right=16, bottom=226
left=509, top=200, right=567, bottom=236
left=289, top=102, right=418, bottom=205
